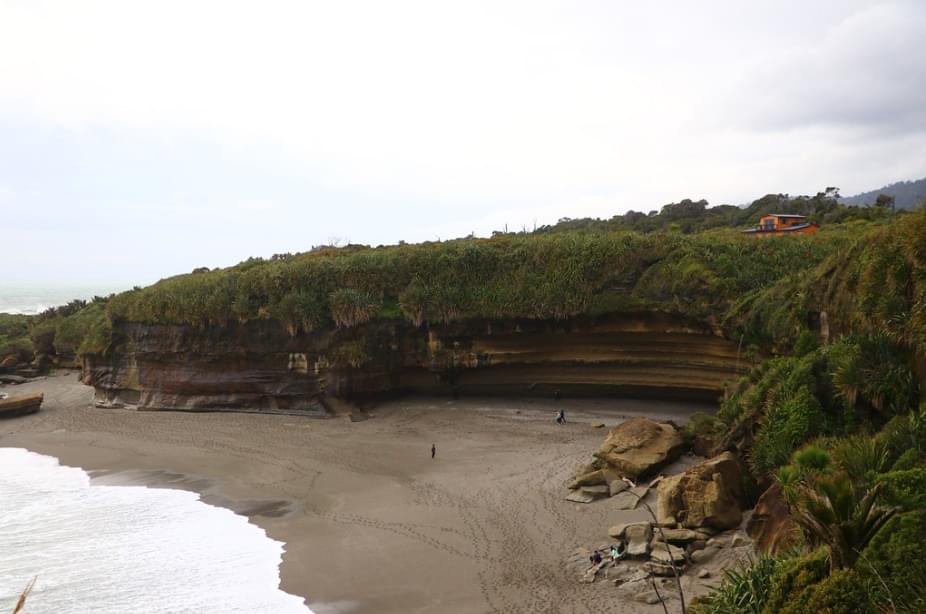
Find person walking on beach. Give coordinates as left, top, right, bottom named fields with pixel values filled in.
left=431, top=443, right=436, bottom=459
left=556, top=409, right=566, bottom=425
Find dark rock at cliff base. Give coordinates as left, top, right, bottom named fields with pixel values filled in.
left=594, top=417, right=685, bottom=480
left=747, top=483, right=799, bottom=554
left=0, top=355, right=20, bottom=370
left=0, top=374, right=27, bottom=384
left=656, top=451, right=748, bottom=530
left=0, top=392, right=43, bottom=417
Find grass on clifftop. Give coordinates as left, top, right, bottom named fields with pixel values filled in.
left=105, top=225, right=856, bottom=337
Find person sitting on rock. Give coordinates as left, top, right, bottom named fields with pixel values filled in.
left=610, top=542, right=625, bottom=561
left=589, top=550, right=603, bottom=566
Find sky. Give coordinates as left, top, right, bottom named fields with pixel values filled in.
left=1, top=0, right=925, bottom=287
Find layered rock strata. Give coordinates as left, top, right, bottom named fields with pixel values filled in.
left=83, top=312, right=746, bottom=412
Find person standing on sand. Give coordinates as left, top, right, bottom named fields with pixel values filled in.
left=431, top=443, right=436, bottom=459
left=556, top=409, right=566, bottom=425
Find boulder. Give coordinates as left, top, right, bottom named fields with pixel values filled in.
left=575, top=461, right=600, bottom=477
left=32, top=353, right=52, bottom=372
left=566, top=490, right=596, bottom=504
left=569, top=469, right=606, bottom=489
left=624, top=522, right=653, bottom=558
left=580, top=560, right=608, bottom=583
left=656, top=452, right=748, bottom=530
left=746, top=483, right=799, bottom=554
left=612, top=485, right=649, bottom=510
left=654, top=528, right=701, bottom=544
left=0, top=355, right=19, bottom=370
left=608, top=479, right=629, bottom=496
left=634, top=591, right=663, bottom=605
left=688, top=540, right=707, bottom=553
left=0, top=374, right=27, bottom=384
left=0, top=392, right=43, bottom=418
left=690, top=546, right=720, bottom=564
left=609, top=520, right=651, bottom=540
left=594, top=417, right=685, bottom=480
left=610, top=566, right=647, bottom=585
left=644, top=561, right=681, bottom=577
left=650, top=543, right=687, bottom=565
left=618, top=578, right=651, bottom=597
left=580, top=485, right=610, bottom=499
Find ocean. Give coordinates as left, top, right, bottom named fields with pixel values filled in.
left=0, top=449, right=311, bottom=614
left=0, top=284, right=132, bottom=315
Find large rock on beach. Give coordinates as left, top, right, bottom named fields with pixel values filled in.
left=594, top=417, right=685, bottom=480
left=656, top=451, right=748, bottom=530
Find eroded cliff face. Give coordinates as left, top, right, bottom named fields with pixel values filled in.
left=82, top=312, right=746, bottom=413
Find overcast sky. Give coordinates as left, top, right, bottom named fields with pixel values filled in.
left=1, top=0, right=925, bottom=287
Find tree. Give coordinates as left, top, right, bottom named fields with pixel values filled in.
left=875, top=194, right=896, bottom=212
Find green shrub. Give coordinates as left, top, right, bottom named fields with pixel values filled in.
left=878, top=467, right=926, bottom=509
left=690, top=555, right=780, bottom=614
left=794, top=330, right=819, bottom=357
left=328, top=288, right=381, bottom=328
left=831, top=435, right=893, bottom=487
left=799, top=568, right=876, bottom=614
left=890, top=448, right=920, bottom=472
left=861, top=511, right=926, bottom=612
left=752, top=386, right=825, bottom=475
left=762, top=548, right=829, bottom=614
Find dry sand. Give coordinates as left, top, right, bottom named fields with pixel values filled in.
left=1, top=371, right=737, bottom=613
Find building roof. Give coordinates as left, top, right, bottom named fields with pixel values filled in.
left=765, top=213, right=807, bottom=219
left=742, top=223, right=816, bottom=234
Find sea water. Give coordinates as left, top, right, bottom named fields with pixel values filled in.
left=0, top=448, right=311, bottom=613
left=0, top=284, right=129, bottom=315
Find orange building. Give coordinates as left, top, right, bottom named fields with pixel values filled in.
left=742, top=213, right=819, bottom=238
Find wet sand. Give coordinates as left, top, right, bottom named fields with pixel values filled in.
left=1, top=371, right=719, bottom=613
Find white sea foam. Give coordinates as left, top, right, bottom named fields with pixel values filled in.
left=0, top=448, right=311, bottom=613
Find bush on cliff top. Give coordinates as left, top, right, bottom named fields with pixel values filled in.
left=104, top=224, right=852, bottom=333
left=98, top=209, right=926, bottom=355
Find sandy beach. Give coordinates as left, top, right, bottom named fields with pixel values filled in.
left=1, top=371, right=725, bottom=614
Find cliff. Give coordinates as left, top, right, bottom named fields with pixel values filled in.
left=82, top=312, right=745, bottom=412
left=78, top=210, right=926, bottom=413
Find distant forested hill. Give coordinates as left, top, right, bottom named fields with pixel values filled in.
left=841, top=177, right=926, bottom=210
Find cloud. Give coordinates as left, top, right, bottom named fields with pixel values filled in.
left=0, top=1, right=924, bottom=284
left=731, top=1, right=926, bottom=134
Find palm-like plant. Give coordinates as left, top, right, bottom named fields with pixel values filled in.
left=791, top=472, right=898, bottom=571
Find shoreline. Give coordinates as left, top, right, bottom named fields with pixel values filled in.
left=2, top=371, right=718, bottom=613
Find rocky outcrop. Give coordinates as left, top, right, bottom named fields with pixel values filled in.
left=0, top=392, right=43, bottom=417
left=656, top=452, right=749, bottom=530
left=595, top=417, right=685, bottom=479
left=82, top=312, right=745, bottom=413
left=746, top=483, right=799, bottom=554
